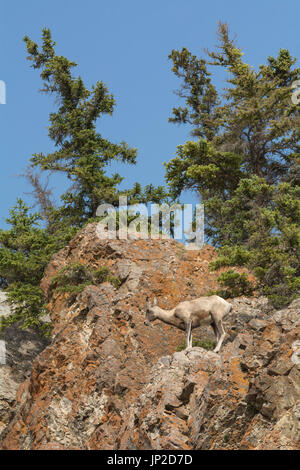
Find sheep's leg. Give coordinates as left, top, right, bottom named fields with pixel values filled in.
left=185, top=323, right=189, bottom=349
left=186, top=321, right=192, bottom=349
left=213, top=320, right=226, bottom=353
left=189, top=323, right=193, bottom=348
left=187, top=323, right=191, bottom=349
left=211, top=321, right=220, bottom=343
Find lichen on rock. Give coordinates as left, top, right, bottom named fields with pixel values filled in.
left=0, top=224, right=299, bottom=450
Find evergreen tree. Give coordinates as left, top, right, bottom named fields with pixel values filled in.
left=165, top=22, right=300, bottom=306
left=24, top=28, right=138, bottom=225
left=1, top=29, right=172, bottom=334
left=0, top=200, right=72, bottom=334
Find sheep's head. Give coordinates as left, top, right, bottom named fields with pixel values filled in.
left=144, top=297, right=158, bottom=326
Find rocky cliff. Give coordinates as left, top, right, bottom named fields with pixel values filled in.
left=0, top=223, right=299, bottom=450
left=120, top=297, right=300, bottom=450
left=0, top=292, right=49, bottom=436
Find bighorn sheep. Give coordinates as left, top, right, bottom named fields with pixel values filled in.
left=145, top=295, right=232, bottom=353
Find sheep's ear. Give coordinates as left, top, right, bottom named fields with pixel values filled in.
left=153, top=297, right=157, bottom=306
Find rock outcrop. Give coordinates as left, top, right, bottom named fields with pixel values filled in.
left=0, top=292, right=49, bottom=436
left=121, top=298, right=300, bottom=450
left=0, top=224, right=299, bottom=450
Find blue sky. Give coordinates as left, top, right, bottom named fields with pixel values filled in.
left=0, top=0, right=299, bottom=228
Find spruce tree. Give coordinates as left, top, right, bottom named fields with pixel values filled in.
left=0, top=200, right=62, bottom=333
left=0, top=29, right=172, bottom=333
left=24, top=28, right=138, bottom=225
left=165, top=22, right=300, bottom=306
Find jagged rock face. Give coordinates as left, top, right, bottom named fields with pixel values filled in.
left=0, top=292, right=49, bottom=436
left=0, top=224, right=220, bottom=450
left=0, top=224, right=299, bottom=450
left=121, top=298, right=300, bottom=450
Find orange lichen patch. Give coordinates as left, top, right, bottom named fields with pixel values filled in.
left=262, top=324, right=282, bottom=344
left=2, top=223, right=299, bottom=450
left=228, top=356, right=249, bottom=397
left=39, top=442, right=67, bottom=450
